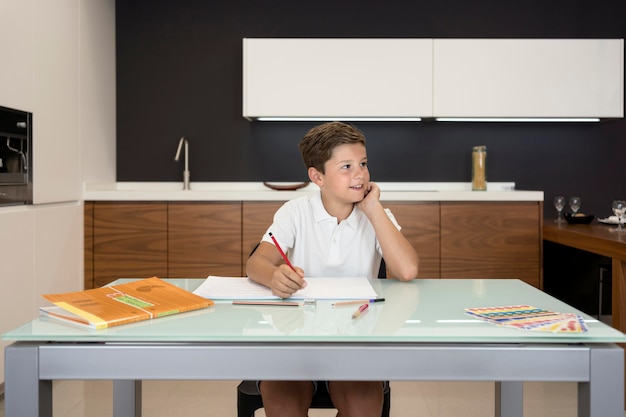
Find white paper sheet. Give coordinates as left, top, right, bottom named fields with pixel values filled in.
left=192, top=276, right=378, bottom=300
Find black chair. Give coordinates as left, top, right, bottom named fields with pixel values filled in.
left=237, top=245, right=390, bottom=417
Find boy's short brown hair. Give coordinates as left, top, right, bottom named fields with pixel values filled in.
left=298, top=121, right=366, bottom=174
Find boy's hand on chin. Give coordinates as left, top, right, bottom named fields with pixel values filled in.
left=356, top=181, right=381, bottom=213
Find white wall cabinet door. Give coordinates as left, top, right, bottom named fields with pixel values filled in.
left=243, top=38, right=433, bottom=119
left=0, top=0, right=34, bottom=112
left=32, top=0, right=81, bottom=203
left=433, top=39, right=624, bottom=118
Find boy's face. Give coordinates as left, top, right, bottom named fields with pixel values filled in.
left=310, top=143, right=370, bottom=205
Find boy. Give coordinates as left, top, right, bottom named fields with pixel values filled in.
left=246, top=121, right=419, bottom=417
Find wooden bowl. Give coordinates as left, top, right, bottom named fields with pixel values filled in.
left=263, top=182, right=310, bottom=191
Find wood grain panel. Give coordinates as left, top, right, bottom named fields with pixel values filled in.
left=384, top=202, right=440, bottom=278
left=168, top=202, right=242, bottom=277
left=544, top=222, right=626, bottom=260
left=441, top=202, right=540, bottom=287
left=93, top=202, right=168, bottom=287
left=242, top=201, right=285, bottom=267
left=84, top=202, right=94, bottom=289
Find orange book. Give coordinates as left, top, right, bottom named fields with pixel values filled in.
left=40, top=277, right=213, bottom=329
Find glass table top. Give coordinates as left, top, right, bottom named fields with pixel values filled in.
left=4, top=279, right=626, bottom=343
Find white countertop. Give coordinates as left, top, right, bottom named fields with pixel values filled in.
left=83, top=182, right=543, bottom=202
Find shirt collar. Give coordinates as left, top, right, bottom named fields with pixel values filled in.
left=310, top=192, right=359, bottom=229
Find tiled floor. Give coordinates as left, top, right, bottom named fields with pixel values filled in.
left=1, top=379, right=612, bottom=417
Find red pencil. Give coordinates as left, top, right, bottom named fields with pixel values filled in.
left=269, top=232, right=297, bottom=273
left=352, top=303, right=369, bottom=319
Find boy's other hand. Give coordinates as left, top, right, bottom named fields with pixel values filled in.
left=270, top=264, right=306, bottom=298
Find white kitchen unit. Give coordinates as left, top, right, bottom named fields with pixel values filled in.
left=0, top=1, right=34, bottom=112
left=0, top=0, right=82, bottom=203
left=32, top=0, right=81, bottom=204
left=433, top=39, right=624, bottom=118
left=0, top=0, right=115, bottom=387
left=243, top=38, right=433, bottom=120
left=0, top=203, right=82, bottom=384
left=0, top=210, right=35, bottom=384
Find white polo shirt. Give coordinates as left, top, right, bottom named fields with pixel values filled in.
left=261, top=192, right=401, bottom=278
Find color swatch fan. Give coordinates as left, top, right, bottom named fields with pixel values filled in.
left=465, top=305, right=588, bottom=333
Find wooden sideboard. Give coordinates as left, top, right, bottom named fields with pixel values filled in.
left=84, top=200, right=542, bottom=289
left=543, top=221, right=626, bottom=406
left=543, top=222, right=626, bottom=332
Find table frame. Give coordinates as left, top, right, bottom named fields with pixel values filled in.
left=5, top=340, right=624, bottom=417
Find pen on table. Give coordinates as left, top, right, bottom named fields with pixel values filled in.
left=269, top=232, right=297, bottom=273
left=332, top=298, right=385, bottom=307
left=232, top=300, right=300, bottom=307
left=351, top=303, right=369, bottom=319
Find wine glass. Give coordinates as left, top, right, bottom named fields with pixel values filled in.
left=612, top=200, right=626, bottom=232
left=569, top=196, right=581, bottom=215
left=553, top=196, right=565, bottom=223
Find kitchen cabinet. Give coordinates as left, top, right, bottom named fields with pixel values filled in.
left=93, top=202, right=168, bottom=288
left=84, top=201, right=94, bottom=289
left=433, top=39, right=624, bottom=118
left=0, top=203, right=82, bottom=383
left=0, top=0, right=112, bottom=385
left=244, top=38, right=623, bottom=120
left=383, top=202, right=440, bottom=278
left=90, top=202, right=242, bottom=288
left=243, top=201, right=284, bottom=265
left=87, top=200, right=542, bottom=288
left=440, top=202, right=542, bottom=287
left=243, top=38, right=433, bottom=119
left=0, top=0, right=82, bottom=203
left=168, top=202, right=242, bottom=278
left=33, top=0, right=81, bottom=203
left=0, top=1, right=33, bottom=111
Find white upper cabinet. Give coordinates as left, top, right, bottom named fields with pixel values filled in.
left=433, top=39, right=624, bottom=118
left=244, top=38, right=623, bottom=120
left=243, top=38, right=434, bottom=119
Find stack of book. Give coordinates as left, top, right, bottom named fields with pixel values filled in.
left=465, top=305, right=588, bottom=333
left=40, top=277, right=213, bottom=329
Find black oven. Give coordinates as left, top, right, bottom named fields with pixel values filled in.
left=0, top=105, right=32, bottom=206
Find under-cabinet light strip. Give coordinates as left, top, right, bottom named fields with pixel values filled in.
left=255, top=117, right=422, bottom=122
left=255, top=117, right=601, bottom=122
left=435, top=117, right=600, bottom=122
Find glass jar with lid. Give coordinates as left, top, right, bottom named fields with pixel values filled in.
left=472, top=146, right=487, bottom=191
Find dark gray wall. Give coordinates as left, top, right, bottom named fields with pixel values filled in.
left=116, top=0, right=626, bottom=218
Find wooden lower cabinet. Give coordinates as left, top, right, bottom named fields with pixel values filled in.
left=93, top=202, right=168, bottom=288
left=242, top=201, right=285, bottom=268
left=168, top=202, right=242, bottom=278
left=84, top=202, right=94, bottom=289
left=90, top=202, right=242, bottom=288
left=383, top=202, right=440, bottom=278
left=86, top=200, right=542, bottom=289
left=440, top=202, right=542, bottom=287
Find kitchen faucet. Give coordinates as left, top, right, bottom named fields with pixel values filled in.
left=174, top=136, right=190, bottom=190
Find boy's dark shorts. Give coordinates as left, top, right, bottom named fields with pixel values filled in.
left=257, top=380, right=388, bottom=394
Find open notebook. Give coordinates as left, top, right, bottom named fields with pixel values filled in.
left=192, top=276, right=378, bottom=300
